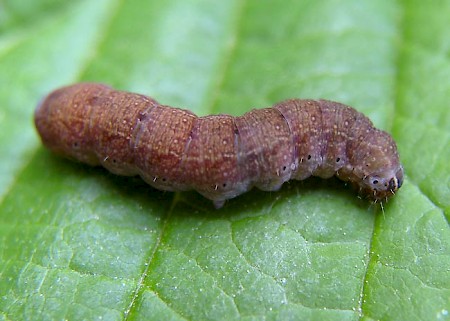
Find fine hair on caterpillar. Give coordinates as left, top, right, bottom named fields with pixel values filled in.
left=34, top=83, right=404, bottom=208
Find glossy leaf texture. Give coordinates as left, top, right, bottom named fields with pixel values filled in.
left=0, top=0, right=449, bottom=320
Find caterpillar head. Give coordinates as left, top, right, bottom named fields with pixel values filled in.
left=356, top=129, right=403, bottom=202
left=360, top=165, right=404, bottom=202
left=341, top=128, right=403, bottom=202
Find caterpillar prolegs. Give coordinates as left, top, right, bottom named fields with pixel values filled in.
left=34, top=83, right=403, bottom=208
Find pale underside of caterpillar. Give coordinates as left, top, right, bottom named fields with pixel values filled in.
left=35, top=83, right=403, bottom=208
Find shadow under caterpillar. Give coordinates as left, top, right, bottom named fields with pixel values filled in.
left=35, top=83, right=403, bottom=208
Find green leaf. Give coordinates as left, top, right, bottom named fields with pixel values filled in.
left=1, top=0, right=449, bottom=320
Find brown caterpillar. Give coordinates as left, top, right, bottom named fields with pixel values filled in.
left=34, top=83, right=403, bottom=208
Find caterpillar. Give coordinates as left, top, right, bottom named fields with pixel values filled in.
left=34, top=83, right=403, bottom=208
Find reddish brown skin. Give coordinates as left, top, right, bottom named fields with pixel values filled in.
left=35, top=83, right=403, bottom=208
